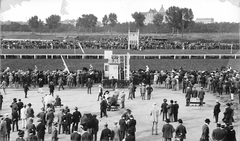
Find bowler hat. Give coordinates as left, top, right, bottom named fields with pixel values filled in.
left=178, top=119, right=183, bottom=123
left=74, top=107, right=78, bottom=110
left=205, top=118, right=211, bottom=123
left=28, top=103, right=32, bottom=106
left=165, top=119, right=170, bottom=123
left=226, top=103, right=230, bottom=106
left=18, top=130, right=24, bottom=137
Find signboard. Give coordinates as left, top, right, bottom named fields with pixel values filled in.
left=104, top=50, right=113, bottom=59
left=109, top=65, right=118, bottom=79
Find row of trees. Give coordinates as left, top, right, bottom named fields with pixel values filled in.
left=1, top=6, right=239, bottom=34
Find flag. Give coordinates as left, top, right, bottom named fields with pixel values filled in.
left=60, top=0, right=69, bottom=15
left=61, top=55, right=70, bottom=73
left=78, top=42, right=85, bottom=54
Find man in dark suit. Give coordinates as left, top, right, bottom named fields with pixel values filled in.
left=100, top=97, right=108, bottom=118
left=36, top=119, right=46, bottom=141
left=175, top=119, right=187, bottom=141
left=185, top=87, right=192, bottom=106
left=127, top=115, right=136, bottom=137
left=200, top=118, right=210, bottom=141
left=173, top=101, right=179, bottom=122
left=161, top=99, right=168, bottom=121
left=92, top=114, right=99, bottom=141
left=212, top=123, right=225, bottom=141
left=65, top=109, right=72, bottom=134
left=4, top=114, right=12, bottom=141
left=70, top=127, right=81, bottom=141
left=37, top=108, right=46, bottom=125
left=119, top=116, right=127, bottom=141
left=17, top=99, right=24, bottom=120
left=198, top=87, right=205, bottom=106
left=12, top=108, right=19, bottom=132
left=72, top=107, right=82, bottom=133
left=213, top=100, right=221, bottom=123
left=100, top=123, right=112, bottom=141
left=86, top=78, right=93, bottom=94
left=46, top=108, right=54, bottom=134
left=223, top=103, right=233, bottom=125
left=26, top=103, right=34, bottom=119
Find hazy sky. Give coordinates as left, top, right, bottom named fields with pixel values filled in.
left=0, top=0, right=239, bottom=23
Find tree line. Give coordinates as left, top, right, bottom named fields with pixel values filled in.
left=1, top=6, right=239, bottom=34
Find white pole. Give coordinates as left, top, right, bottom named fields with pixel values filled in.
left=128, top=22, right=130, bottom=50
left=231, top=44, right=233, bottom=54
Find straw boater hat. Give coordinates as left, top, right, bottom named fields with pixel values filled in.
left=152, top=102, right=157, bottom=107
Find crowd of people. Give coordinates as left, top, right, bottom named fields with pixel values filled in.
left=1, top=36, right=239, bottom=50
left=0, top=64, right=239, bottom=141
left=0, top=68, right=103, bottom=96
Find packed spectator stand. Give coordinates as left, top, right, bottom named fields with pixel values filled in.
left=1, top=36, right=239, bottom=50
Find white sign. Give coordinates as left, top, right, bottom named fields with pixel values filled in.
left=104, top=50, right=113, bottom=59
left=109, top=65, right=118, bottom=79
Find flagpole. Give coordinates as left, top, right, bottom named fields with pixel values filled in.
left=128, top=22, right=130, bottom=50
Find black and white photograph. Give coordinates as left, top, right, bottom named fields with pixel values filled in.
left=0, top=0, right=239, bottom=141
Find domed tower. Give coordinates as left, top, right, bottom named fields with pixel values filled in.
left=159, top=5, right=166, bottom=15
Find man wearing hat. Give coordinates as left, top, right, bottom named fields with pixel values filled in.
left=37, top=108, right=46, bottom=126
left=127, top=115, right=136, bottom=137
left=92, top=114, right=99, bottom=141
left=26, top=118, right=36, bottom=137
left=16, top=130, right=25, bottom=141
left=36, top=118, right=46, bottom=141
left=185, top=87, right=192, bottom=106
left=10, top=98, right=19, bottom=112
left=70, top=125, right=81, bottom=141
left=212, top=123, right=225, bottom=141
left=38, top=78, right=44, bottom=94
left=213, top=100, right=221, bottom=123
left=12, top=106, right=19, bottom=132
left=120, top=91, right=126, bottom=109
left=224, top=125, right=237, bottom=141
left=223, top=103, right=233, bottom=125
left=200, top=118, right=210, bottom=141
left=150, top=102, right=160, bottom=135
left=198, top=87, right=205, bottom=106
left=4, top=114, right=12, bottom=141
left=26, top=103, right=34, bottom=119
left=72, top=107, right=82, bottom=133
left=100, top=123, right=112, bottom=141
left=46, top=108, right=54, bottom=134
left=52, top=122, right=58, bottom=141
left=26, top=129, right=38, bottom=141
left=0, top=115, right=7, bottom=141
left=192, top=86, right=198, bottom=106
left=161, top=99, right=168, bottom=121
left=119, top=116, right=127, bottom=141
left=162, top=119, right=175, bottom=141
left=175, top=119, right=187, bottom=141
left=112, top=121, right=120, bottom=141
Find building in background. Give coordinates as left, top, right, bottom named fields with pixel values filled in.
left=141, top=5, right=166, bottom=25
left=195, top=18, right=214, bottom=24
left=60, top=19, right=77, bottom=26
